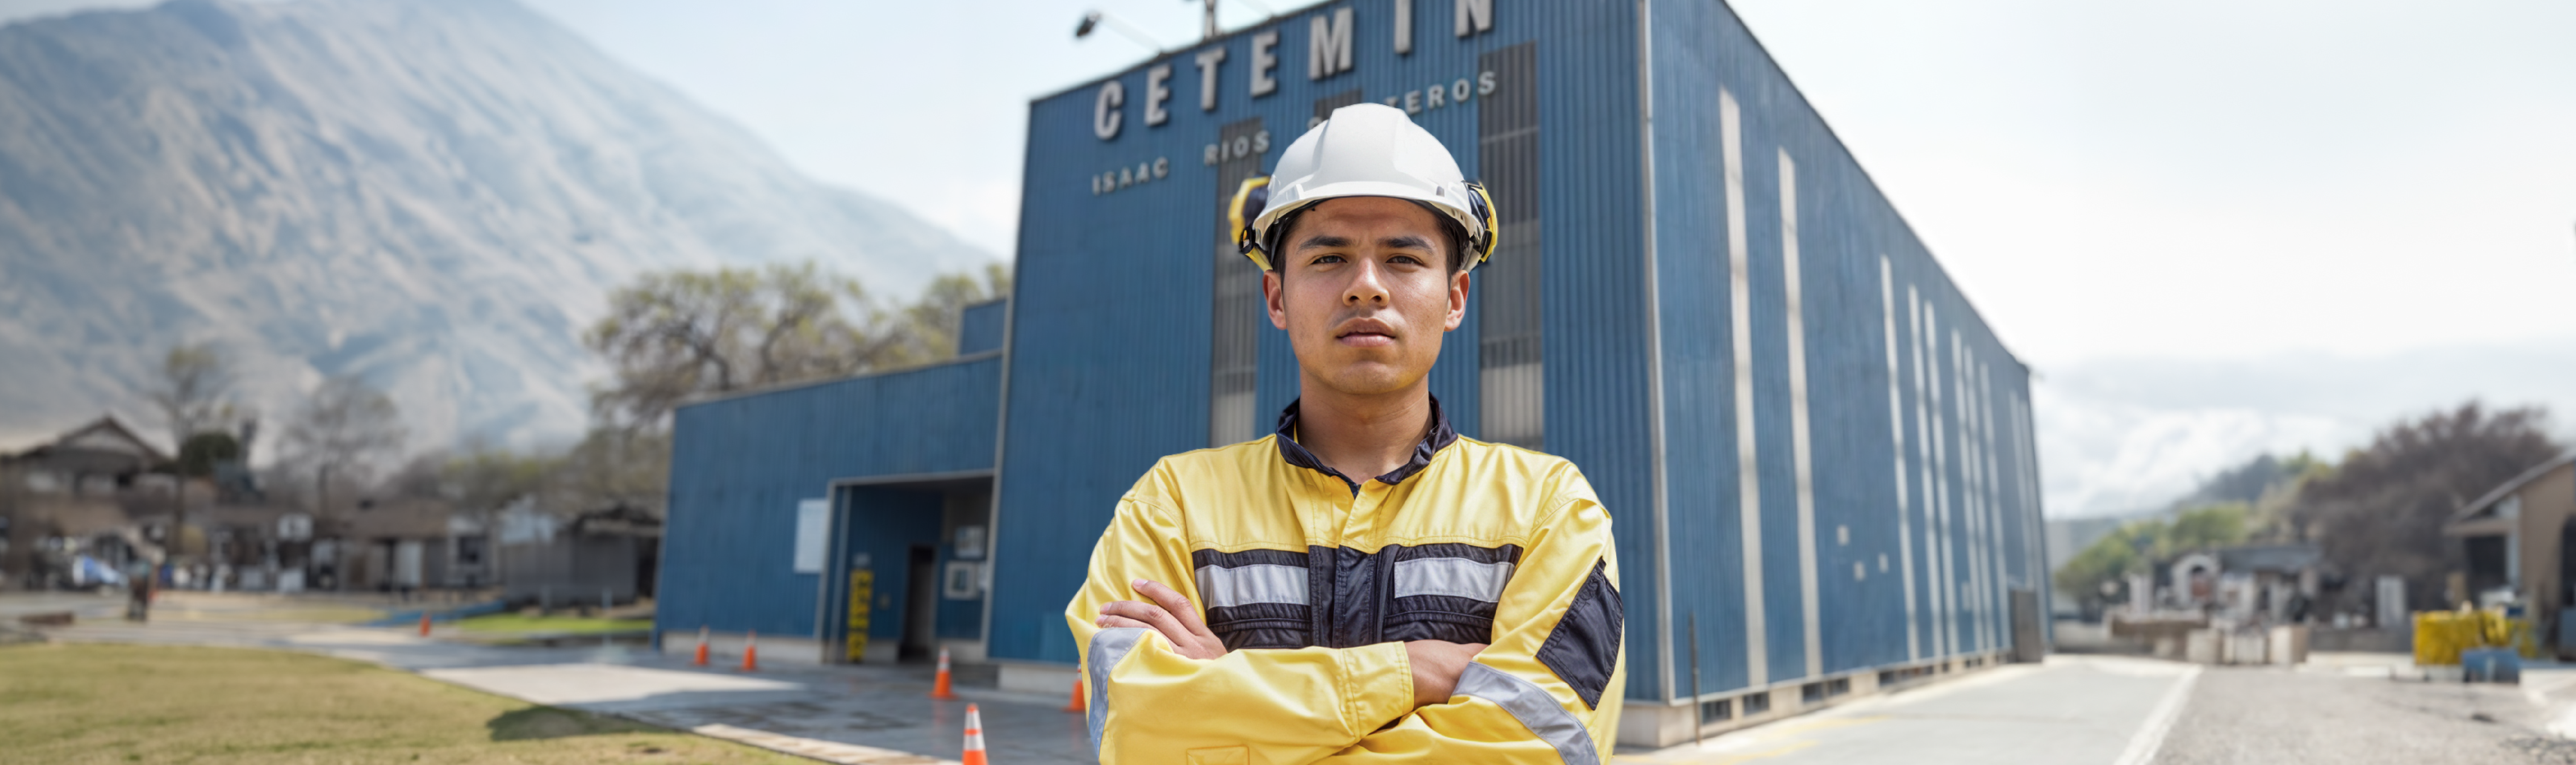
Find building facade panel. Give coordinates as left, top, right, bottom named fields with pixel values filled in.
left=659, top=0, right=2044, bottom=719
left=659, top=356, right=1001, bottom=641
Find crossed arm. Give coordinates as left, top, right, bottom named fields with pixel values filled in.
left=1093, top=578, right=1487, bottom=707
left=1067, top=488, right=1625, bottom=764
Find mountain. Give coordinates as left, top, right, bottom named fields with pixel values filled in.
left=0, top=0, right=997, bottom=457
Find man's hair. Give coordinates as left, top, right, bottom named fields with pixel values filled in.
left=1265, top=199, right=1470, bottom=276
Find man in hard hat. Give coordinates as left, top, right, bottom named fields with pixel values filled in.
left=1067, top=103, right=1624, bottom=763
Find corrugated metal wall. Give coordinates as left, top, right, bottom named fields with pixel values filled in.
left=658, top=356, right=1001, bottom=640
left=959, top=299, right=1007, bottom=355
left=1647, top=0, right=2047, bottom=704
left=872, top=0, right=2045, bottom=712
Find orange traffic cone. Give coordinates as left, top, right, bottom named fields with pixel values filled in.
left=740, top=630, right=759, bottom=672
left=1063, top=679, right=1085, bottom=712
left=692, top=626, right=710, bottom=666
left=418, top=611, right=432, bottom=637
left=961, top=702, right=988, bottom=765
left=930, top=646, right=958, bottom=700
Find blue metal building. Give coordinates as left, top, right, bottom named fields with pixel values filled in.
left=659, top=0, right=2048, bottom=748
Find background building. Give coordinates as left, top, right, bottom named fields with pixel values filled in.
left=657, top=0, right=2047, bottom=746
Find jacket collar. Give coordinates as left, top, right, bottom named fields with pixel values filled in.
left=1274, top=395, right=1460, bottom=493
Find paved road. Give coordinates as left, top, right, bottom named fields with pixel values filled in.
left=2158, top=662, right=2576, bottom=765
left=1625, top=654, right=2576, bottom=765
left=1618, top=656, right=2199, bottom=764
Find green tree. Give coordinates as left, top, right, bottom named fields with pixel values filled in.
left=2053, top=503, right=2254, bottom=611
left=2290, top=402, right=2561, bottom=612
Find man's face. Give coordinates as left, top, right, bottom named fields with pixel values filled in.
left=1263, top=197, right=1470, bottom=398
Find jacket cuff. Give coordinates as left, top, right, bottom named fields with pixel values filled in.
left=1340, top=641, right=1415, bottom=734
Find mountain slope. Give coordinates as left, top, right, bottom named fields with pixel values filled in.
left=0, top=0, right=996, bottom=454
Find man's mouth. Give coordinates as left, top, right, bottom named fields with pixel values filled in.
left=1335, top=319, right=1398, bottom=347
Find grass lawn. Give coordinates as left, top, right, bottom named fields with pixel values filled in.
left=455, top=613, right=655, bottom=634
left=0, top=644, right=807, bottom=764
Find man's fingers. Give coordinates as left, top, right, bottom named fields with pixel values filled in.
left=1095, top=615, right=1153, bottom=630
left=1131, top=579, right=1213, bottom=635
left=1097, top=599, right=1192, bottom=646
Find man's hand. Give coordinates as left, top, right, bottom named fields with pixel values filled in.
left=1404, top=640, right=1487, bottom=707
left=1095, top=578, right=1228, bottom=660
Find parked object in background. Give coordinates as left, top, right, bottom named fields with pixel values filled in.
left=2461, top=648, right=2521, bottom=683
left=2413, top=607, right=2538, bottom=666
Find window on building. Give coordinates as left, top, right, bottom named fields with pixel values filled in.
left=1210, top=116, right=1270, bottom=447
left=1477, top=42, right=1542, bottom=449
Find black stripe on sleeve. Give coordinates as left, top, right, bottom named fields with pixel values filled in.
left=1381, top=542, right=1523, bottom=565
left=1535, top=559, right=1622, bottom=710
left=1191, top=547, right=1314, bottom=570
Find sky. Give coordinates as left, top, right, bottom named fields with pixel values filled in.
left=4, top=0, right=2570, bottom=517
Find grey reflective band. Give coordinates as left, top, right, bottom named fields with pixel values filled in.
left=1194, top=563, right=1311, bottom=607
left=1454, top=661, right=1600, bottom=765
left=1391, top=557, right=1515, bottom=602
left=1086, top=627, right=1147, bottom=757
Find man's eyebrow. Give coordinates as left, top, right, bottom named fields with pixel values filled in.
left=1294, top=234, right=1353, bottom=250
left=1379, top=235, right=1433, bottom=251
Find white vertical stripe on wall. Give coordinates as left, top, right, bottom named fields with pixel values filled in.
left=1879, top=257, right=1920, bottom=661
left=1909, top=289, right=1945, bottom=658
left=1780, top=149, right=1824, bottom=680
left=1927, top=305, right=1957, bottom=655
left=1720, top=88, right=1768, bottom=686
left=1956, top=336, right=1988, bottom=651
left=2016, top=392, right=2047, bottom=614
left=1984, top=364, right=2011, bottom=634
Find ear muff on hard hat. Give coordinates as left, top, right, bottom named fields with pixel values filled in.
left=1232, top=103, right=1501, bottom=273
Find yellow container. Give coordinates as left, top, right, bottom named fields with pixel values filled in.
left=2414, top=612, right=2463, bottom=666
left=2413, top=609, right=2540, bottom=664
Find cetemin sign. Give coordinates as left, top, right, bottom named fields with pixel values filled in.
left=1085, top=0, right=1501, bottom=197
left=1088, top=0, right=1498, bottom=141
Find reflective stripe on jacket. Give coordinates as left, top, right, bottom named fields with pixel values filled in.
left=1069, top=398, right=1625, bottom=764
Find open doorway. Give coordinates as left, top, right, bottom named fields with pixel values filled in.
left=820, top=476, right=993, bottom=665
left=902, top=545, right=938, bottom=661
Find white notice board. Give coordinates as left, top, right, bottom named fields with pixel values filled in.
left=792, top=498, right=829, bottom=573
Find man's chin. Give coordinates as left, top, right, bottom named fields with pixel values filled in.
left=1313, top=365, right=1426, bottom=398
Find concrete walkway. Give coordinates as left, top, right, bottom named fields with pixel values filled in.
left=23, top=593, right=1092, bottom=765
left=1617, top=656, right=2202, bottom=765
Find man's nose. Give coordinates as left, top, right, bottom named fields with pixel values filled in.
left=1343, top=259, right=1390, bottom=306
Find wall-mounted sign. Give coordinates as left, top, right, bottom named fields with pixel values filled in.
left=1092, top=0, right=1499, bottom=143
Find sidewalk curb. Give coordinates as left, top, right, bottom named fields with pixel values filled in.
left=682, top=722, right=960, bottom=765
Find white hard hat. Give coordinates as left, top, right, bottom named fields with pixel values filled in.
left=1231, top=103, right=1497, bottom=272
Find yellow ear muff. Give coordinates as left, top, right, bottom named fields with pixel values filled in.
left=1465, top=182, right=1500, bottom=267
left=1229, top=176, right=1274, bottom=270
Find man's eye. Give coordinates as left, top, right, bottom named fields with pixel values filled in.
left=1390, top=255, right=1424, bottom=266
left=1312, top=255, right=1346, bottom=265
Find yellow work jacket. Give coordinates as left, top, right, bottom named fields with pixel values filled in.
left=1068, top=398, right=1625, bottom=764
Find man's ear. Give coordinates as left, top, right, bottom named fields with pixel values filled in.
left=1264, top=270, right=1288, bottom=330
left=1444, top=268, right=1469, bottom=332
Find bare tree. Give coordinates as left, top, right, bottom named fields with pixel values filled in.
left=145, top=341, right=238, bottom=452
left=550, top=426, right=671, bottom=516
left=278, top=375, right=408, bottom=514
left=585, top=262, right=912, bottom=428
left=584, top=262, right=1014, bottom=428
left=898, top=262, right=1013, bottom=359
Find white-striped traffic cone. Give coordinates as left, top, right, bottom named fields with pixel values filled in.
left=961, top=702, right=987, bottom=765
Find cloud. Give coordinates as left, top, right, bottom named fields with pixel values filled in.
left=2035, top=339, right=2576, bottom=517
